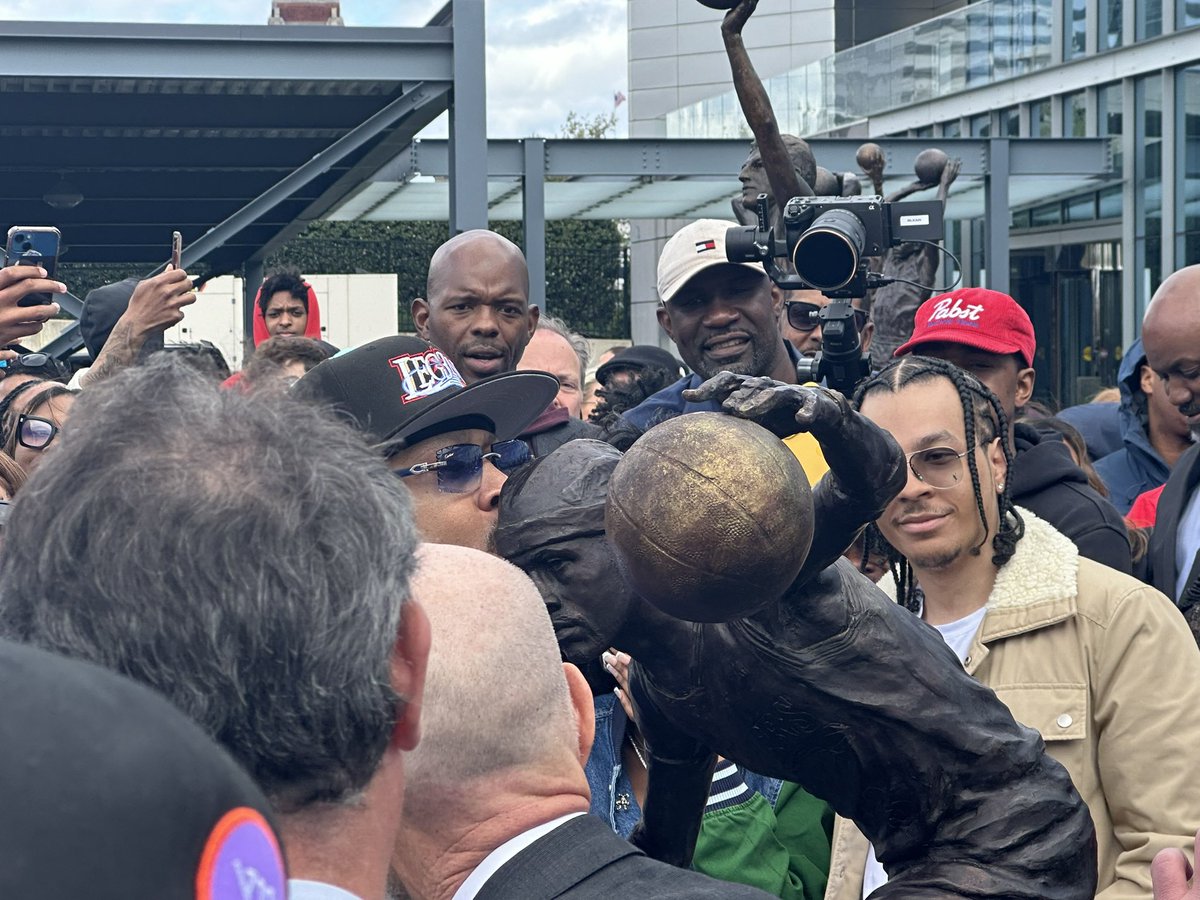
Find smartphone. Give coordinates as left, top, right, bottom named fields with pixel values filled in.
left=171, top=231, right=182, bottom=270
left=5, top=226, right=61, bottom=307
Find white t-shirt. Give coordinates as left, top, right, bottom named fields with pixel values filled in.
left=861, top=605, right=988, bottom=898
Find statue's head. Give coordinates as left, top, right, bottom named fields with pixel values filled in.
left=495, top=440, right=638, bottom=672
left=739, top=135, right=817, bottom=214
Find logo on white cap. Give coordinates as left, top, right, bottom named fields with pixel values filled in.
left=695, top=240, right=717, bottom=253
left=389, top=349, right=465, bottom=404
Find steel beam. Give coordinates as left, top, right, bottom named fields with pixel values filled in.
left=448, top=0, right=488, bottom=234
left=181, top=83, right=450, bottom=272
left=398, top=137, right=1112, bottom=180
left=0, top=21, right=453, bottom=82
left=523, top=139, right=547, bottom=313
left=984, top=139, right=1012, bottom=295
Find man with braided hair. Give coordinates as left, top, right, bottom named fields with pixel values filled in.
left=498, top=371, right=1100, bottom=898
left=839, top=354, right=1200, bottom=899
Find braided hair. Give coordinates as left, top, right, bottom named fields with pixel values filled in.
left=851, top=355, right=1025, bottom=612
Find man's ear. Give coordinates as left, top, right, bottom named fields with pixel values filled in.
left=987, top=436, right=1008, bottom=492
left=1140, top=363, right=1157, bottom=396
left=390, top=600, right=432, bottom=752
left=527, top=303, right=540, bottom=336
left=1015, top=366, right=1036, bottom=409
left=656, top=305, right=675, bottom=342
left=769, top=284, right=785, bottom=318
left=562, top=662, right=596, bottom=766
left=411, top=298, right=431, bottom=341
left=859, top=320, right=875, bottom=355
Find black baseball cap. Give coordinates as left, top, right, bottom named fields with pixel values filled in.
left=0, top=638, right=286, bottom=899
left=293, top=335, right=559, bottom=449
left=595, top=345, right=686, bottom=385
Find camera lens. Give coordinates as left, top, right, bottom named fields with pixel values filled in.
left=793, top=209, right=867, bottom=291
left=724, top=226, right=762, bottom=264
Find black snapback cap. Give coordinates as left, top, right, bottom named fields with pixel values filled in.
left=293, top=335, right=559, bottom=448
left=0, top=638, right=286, bottom=900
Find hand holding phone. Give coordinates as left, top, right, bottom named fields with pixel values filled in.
left=5, top=227, right=61, bottom=307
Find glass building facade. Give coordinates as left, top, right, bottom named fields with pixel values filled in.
left=660, top=0, right=1200, bottom=404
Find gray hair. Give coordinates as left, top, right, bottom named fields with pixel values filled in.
left=0, top=356, right=419, bottom=813
left=537, top=314, right=590, bottom=389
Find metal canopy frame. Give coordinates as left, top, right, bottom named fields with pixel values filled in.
left=335, top=136, right=1112, bottom=308
left=2, top=0, right=488, bottom=358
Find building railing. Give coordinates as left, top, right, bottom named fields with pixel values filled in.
left=667, top=0, right=1054, bottom=138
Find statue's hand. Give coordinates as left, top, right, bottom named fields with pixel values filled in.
left=941, top=156, right=962, bottom=186
left=686, top=373, right=846, bottom=439
left=721, top=0, right=760, bottom=37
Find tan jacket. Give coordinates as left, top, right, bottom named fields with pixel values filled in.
left=825, top=510, right=1200, bottom=900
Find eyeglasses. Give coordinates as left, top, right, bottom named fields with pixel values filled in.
left=16, top=414, right=61, bottom=451
left=785, top=301, right=869, bottom=334
left=394, top=439, right=531, bottom=493
left=906, top=446, right=974, bottom=489
left=0, top=352, right=51, bottom=374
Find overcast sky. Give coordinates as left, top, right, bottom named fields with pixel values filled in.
left=0, top=0, right=629, bottom=137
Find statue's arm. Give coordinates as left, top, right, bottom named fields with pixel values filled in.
left=626, top=663, right=718, bottom=868
left=722, top=0, right=810, bottom=207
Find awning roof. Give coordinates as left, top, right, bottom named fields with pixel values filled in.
left=330, top=137, right=1115, bottom=224
left=0, top=18, right=456, bottom=275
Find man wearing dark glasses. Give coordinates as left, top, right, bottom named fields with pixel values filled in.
left=294, top=336, right=557, bottom=553
left=780, top=289, right=873, bottom=361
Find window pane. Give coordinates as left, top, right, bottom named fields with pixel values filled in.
left=1098, top=83, right=1124, bottom=173
left=970, top=113, right=992, bottom=136
left=942, top=119, right=962, bottom=138
left=1138, top=0, right=1163, bottom=38
left=1066, top=0, right=1087, bottom=58
left=1099, top=0, right=1123, bottom=48
left=1032, top=203, right=1063, bottom=226
left=1031, top=99, right=1052, bottom=136
left=1099, top=185, right=1123, bottom=218
left=1181, top=0, right=1200, bottom=27
left=1065, top=91, right=1087, bottom=137
left=1180, top=67, right=1200, bottom=265
left=1000, top=106, right=1021, bottom=137
left=1066, top=194, right=1098, bottom=221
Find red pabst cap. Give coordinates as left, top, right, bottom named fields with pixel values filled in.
left=894, top=287, right=1036, bottom=368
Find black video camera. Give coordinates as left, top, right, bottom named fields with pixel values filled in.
left=792, top=299, right=870, bottom=395
left=725, top=194, right=944, bottom=297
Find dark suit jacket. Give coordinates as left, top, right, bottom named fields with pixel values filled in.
left=1148, top=442, right=1200, bottom=603
left=472, top=814, right=773, bottom=899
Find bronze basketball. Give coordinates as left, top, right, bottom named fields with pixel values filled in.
left=856, top=142, right=884, bottom=172
left=914, top=148, right=949, bottom=185
left=605, top=413, right=813, bottom=623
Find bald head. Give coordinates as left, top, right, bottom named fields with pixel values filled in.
left=401, top=544, right=589, bottom=813
left=412, top=231, right=538, bottom=383
left=1143, top=265, right=1200, bottom=422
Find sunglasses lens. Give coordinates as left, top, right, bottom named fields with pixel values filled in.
left=19, top=417, right=54, bottom=449
left=912, top=447, right=963, bottom=488
left=786, top=302, right=820, bottom=332
left=491, top=439, right=531, bottom=474
left=434, top=444, right=485, bottom=494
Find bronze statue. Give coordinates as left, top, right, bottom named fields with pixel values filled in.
left=858, top=144, right=961, bottom=369
left=496, top=373, right=1097, bottom=896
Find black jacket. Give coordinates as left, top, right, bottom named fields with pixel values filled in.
left=521, top=416, right=602, bottom=459
left=1011, top=422, right=1132, bottom=574
left=1147, top=442, right=1200, bottom=602
left=473, top=814, right=772, bottom=899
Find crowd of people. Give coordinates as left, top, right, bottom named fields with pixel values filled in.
left=2, top=207, right=1200, bottom=900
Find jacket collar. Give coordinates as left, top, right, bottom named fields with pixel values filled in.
left=880, top=508, right=1079, bottom=643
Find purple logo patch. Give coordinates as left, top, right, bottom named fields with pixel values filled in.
left=195, top=807, right=286, bottom=900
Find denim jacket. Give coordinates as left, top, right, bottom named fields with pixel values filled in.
left=585, top=691, right=782, bottom=836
